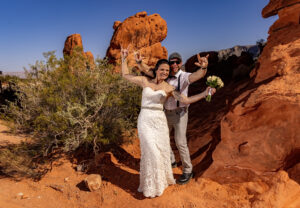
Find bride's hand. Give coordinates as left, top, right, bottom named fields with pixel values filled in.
left=205, top=87, right=216, bottom=96
left=120, top=45, right=129, bottom=62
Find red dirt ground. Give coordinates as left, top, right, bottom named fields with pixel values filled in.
left=0, top=118, right=254, bottom=208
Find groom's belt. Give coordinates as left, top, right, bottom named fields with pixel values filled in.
left=141, top=106, right=164, bottom=111
left=164, top=107, right=188, bottom=114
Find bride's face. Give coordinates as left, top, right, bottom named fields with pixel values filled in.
left=156, top=63, right=170, bottom=81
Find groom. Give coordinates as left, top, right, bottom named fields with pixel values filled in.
left=135, top=51, right=209, bottom=184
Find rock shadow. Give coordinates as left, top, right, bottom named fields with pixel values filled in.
left=86, top=153, right=144, bottom=200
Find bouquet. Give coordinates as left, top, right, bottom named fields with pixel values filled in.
left=206, top=75, right=224, bottom=102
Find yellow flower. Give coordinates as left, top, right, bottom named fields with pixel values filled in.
left=217, top=78, right=223, bottom=86
left=207, top=76, right=212, bottom=82
left=207, top=75, right=224, bottom=88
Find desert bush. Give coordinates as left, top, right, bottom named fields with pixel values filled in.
left=2, top=48, right=141, bottom=158
left=0, top=74, right=23, bottom=108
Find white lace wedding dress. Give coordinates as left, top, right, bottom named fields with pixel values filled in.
left=137, top=87, right=176, bottom=198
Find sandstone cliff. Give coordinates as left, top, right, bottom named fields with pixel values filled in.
left=200, top=0, right=300, bottom=184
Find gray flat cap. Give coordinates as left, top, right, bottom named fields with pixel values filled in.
left=168, top=52, right=182, bottom=62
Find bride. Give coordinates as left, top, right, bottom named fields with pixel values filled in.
left=121, top=47, right=215, bottom=198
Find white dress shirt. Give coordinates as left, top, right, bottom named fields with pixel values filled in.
left=164, top=70, right=191, bottom=110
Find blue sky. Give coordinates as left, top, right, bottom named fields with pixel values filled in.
left=0, top=0, right=277, bottom=72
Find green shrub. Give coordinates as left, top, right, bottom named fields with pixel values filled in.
left=3, top=49, right=141, bottom=157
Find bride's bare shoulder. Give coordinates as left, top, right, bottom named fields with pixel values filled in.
left=143, top=77, right=153, bottom=87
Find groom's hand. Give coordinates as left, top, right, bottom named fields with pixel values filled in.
left=194, top=53, right=209, bottom=69
left=134, top=50, right=143, bottom=64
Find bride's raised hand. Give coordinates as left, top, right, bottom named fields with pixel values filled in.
left=120, top=45, right=130, bottom=62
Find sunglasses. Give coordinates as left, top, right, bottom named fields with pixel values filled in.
left=169, top=60, right=181, bottom=65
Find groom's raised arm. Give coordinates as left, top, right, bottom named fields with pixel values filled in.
left=188, top=54, right=209, bottom=83
left=134, top=51, right=155, bottom=78
left=136, top=61, right=154, bottom=77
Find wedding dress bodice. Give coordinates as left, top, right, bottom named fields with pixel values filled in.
left=141, top=87, right=167, bottom=109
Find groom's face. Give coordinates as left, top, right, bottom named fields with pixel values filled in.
left=169, top=58, right=182, bottom=75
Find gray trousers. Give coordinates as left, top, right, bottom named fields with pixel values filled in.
left=165, top=108, right=193, bottom=174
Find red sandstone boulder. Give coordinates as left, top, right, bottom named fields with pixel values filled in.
left=106, top=11, right=168, bottom=69
left=63, top=34, right=84, bottom=56
left=254, top=0, right=300, bottom=83
left=63, top=34, right=95, bottom=70
left=85, top=51, right=96, bottom=70
left=262, top=0, right=300, bottom=18
left=113, top=21, right=121, bottom=30
left=84, top=174, right=102, bottom=192
left=202, top=0, right=300, bottom=183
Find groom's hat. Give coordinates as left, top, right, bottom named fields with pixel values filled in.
left=168, top=52, right=182, bottom=62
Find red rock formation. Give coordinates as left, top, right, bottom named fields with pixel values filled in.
left=250, top=171, right=300, bottom=207
left=202, top=0, right=300, bottom=183
left=113, top=21, right=121, bottom=30
left=85, top=51, right=96, bottom=70
left=262, top=0, right=299, bottom=18
left=63, top=34, right=95, bottom=70
left=106, top=11, right=168, bottom=69
left=63, top=34, right=85, bottom=56
left=256, top=1, right=300, bottom=81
